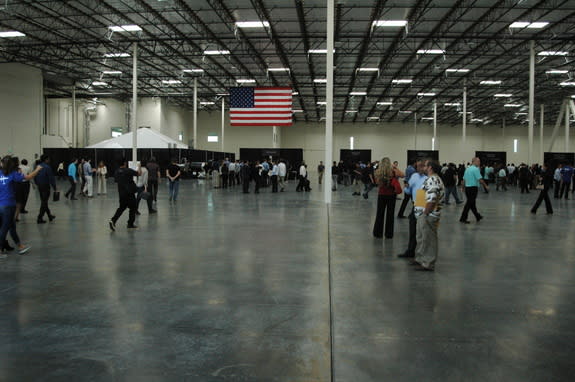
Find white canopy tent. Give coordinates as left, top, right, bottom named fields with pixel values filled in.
left=87, top=128, right=188, bottom=149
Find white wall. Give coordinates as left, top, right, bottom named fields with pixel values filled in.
left=0, top=64, right=43, bottom=161
left=161, top=100, right=190, bottom=144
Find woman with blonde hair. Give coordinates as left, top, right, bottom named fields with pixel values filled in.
left=373, top=157, right=402, bottom=238
left=96, top=160, right=107, bottom=195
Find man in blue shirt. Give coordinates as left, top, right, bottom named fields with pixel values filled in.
left=397, top=160, right=427, bottom=258
left=559, top=162, right=573, bottom=199
left=459, top=157, right=488, bottom=224
left=35, top=154, right=57, bottom=224
left=397, top=159, right=417, bottom=218
left=65, top=158, right=78, bottom=200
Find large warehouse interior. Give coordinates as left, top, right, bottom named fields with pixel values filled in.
left=1, top=1, right=575, bottom=381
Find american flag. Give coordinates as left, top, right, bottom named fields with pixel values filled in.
left=229, top=87, right=292, bottom=126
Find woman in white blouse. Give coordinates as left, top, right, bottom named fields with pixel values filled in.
left=96, top=161, right=107, bottom=195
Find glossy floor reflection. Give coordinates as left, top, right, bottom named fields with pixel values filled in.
left=1, top=179, right=574, bottom=381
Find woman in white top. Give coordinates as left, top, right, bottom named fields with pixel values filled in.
left=96, top=161, right=107, bottom=195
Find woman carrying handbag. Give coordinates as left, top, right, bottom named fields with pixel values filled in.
left=373, top=157, right=403, bottom=239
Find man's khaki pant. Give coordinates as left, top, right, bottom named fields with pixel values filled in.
left=415, top=214, right=440, bottom=269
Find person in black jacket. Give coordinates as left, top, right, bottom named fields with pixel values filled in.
left=35, top=155, right=57, bottom=224
left=109, top=159, right=141, bottom=230
left=241, top=160, right=251, bottom=193
left=531, top=163, right=553, bottom=215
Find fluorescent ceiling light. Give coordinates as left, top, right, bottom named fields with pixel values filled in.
left=104, top=53, right=130, bottom=58
left=314, top=78, right=327, bottom=83
left=317, top=101, right=327, bottom=105
left=494, top=93, right=513, bottom=97
left=292, top=92, right=299, bottom=95
left=183, top=69, right=204, bottom=73
left=345, top=110, right=358, bottom=113
left=417, top=49, right=445, bottom=54
left=109, top=25, right=142, bottom=32
left=392, top=79, right=413, bottom=84
left=162, top=80, right=182, bottom=84
left=560, top=81, right=575, bottom=86
left=102, top=71, right=122, bottom=75
left=377, top=102, right=393, bottom=106
left=217, top=93, right=229, bottom=96
left=471, top=118, right=484, bottom=122
left=421, top=117, right=434, bottom=120
left=417, top=92, right=436, bottom=96
left=235, top=21, right=270, bottom=28
left=480, top=80, right=502, bottom=85
left=538, top=51, right=568, bottom=56
left=349, top=92, right=367, bottom=96
left=92, top=81, right=108, bottom=86
left=358, top=67, right=379, bottom=72
left=504, top=104, right=523, bottom=107
left=510, top=21, right=549, bottom=29
left=515, top=112, right=528, bottom=115
left=267, top=67, right=290, bottom=72
left=0, top=31, right=25, bottom=38
left=293, top=110, right=304, bottom=113
left=372, top=20, right=407, bottom=27
left=572, top=95, right=575, bottom=98
left=445, top=102, right=461, bottom=106
left=204, top=50, right=230, bottom=55
left=446, top=68, right=470, bottom=73
left=308, top=49, right=335, bottom=54
left=367, top=117, right=380, bottom=121
left=399, top=110, right=412, bottom=114
left=200, top=101, right=215, bottom=105
left=236, top=79, right=256, bottom=83
left=545, top=70, right=568, bottom=74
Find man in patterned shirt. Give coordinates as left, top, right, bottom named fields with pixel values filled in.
left=412, top=159, right=444, bottom=271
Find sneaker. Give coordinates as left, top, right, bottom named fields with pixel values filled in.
left=48, top=215, right=56, bottom=222
left=109, top=220, right=116, bottom=231
left=18, top=245, right=31, bottom=255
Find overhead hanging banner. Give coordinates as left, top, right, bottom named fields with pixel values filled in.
left=229, top=87, right=292, bottom=126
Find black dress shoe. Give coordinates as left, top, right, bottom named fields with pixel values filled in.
left=37, top=219, right=46, bottom=224
left=413, top=264, right=434, bottom=271
left=48, top=215, right=56, bottom=222
left=3, top=241, right=14, bottom=252
left=476, top=215, right=483, bottom=222
left=20, top=210, right=28, bottom=214
left=460, top=220, right=470, bottom=224
left=397, top=253, right=415, bottom=258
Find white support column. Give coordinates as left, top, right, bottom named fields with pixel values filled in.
left=131, top=43, right=138, bottom=163
left=72, top=86, right=77, bottom=147
left=324, top=0, right=334, bottom=204
left=433, top=101, right=437, bottom=150
left=462, top=81, right=467, bottom=143
left=414, top=112, right=417, bottom=149
left=528, top=40, right=535, bottom=165
left=566, top=100, right=570, bottom=152
left=193, top=78, right=198, bottom=149
left=221, top=98, right=225, bottom=152
left=548, top=100, right=566, bottom=151
left=540, top=104, right=544, bottom=163
left=273, top=125, right=278, bottom=148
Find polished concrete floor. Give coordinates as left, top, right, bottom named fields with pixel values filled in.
left=1, top=178, right=574, bottom=381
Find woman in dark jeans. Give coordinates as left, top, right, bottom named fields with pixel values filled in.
left=373, top=157, right=403, bottom=239
left=0, top=156, right=42, bottom=257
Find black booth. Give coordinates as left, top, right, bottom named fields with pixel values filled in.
left=475, top=151, right=507, bottom=166
left=239, top=148, right=303, bottom=179
left=340, top=149, right=371, bottom=164
left=544, top=152, right=575, bottom=169
left=407, top=150, right=439, bottom=165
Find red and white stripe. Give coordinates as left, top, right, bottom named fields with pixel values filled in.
left=230, top=87, right=292, bottom=126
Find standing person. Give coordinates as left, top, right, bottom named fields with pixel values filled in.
left=109, top=159, right=140, bottom=231
left=82, top=158, right=95, bottom=198
left=372, top=158, right=402, bottom=239
left=411, top=160, right=444, bottom=272
left=397, top=161, right=427, bottom=259
left=146, top=157, right=161, bottom=203
left=270, top=160, right=279, bottom=193
left=442, top=163, right=462, bottom=204
left=65, top=158, right=78, bottom=200
left=317, top=161, right=325, bottom=185
left=212, top=160, right=220, bottom=189
left=253, top=161, right=262, bottom=194
left=496, top=165, right=508, bottom=191
left=278, top=159, right=287, bottom=192
left=14, top=158, right=32, bottom=221
left=228, top=160, right=236, bottom=187
left=135, top=159, right=156, bottom=214
left=559, top=162, right=573, bottom=199
left=234, top=160, right=241, bottom=185
left=241, top=160, right=251, bottom=193
left=221, top=161, right=229, bottom=189
left=361, top=162, right=376, bottom=199
left=331, top=161, right=339, bottom=191
left=1, top=156, right=42, bottom=257
left=397, top=160, right=416, bottom=217
left=78, top=158, right=85, bottom=196
left=35, top=154, right=57, bottom=224
left=166, top=158, right=181, bottom=202
left=351, top=163, right=363, bottom=196
left=459, top=157, right=488, bottom=224
left=518, top=163, right=531, bottom=194
left=553, top=164, right=562, bottom=198
left=96, top=161, right=107, bottom=195
left=296, top=162, right=310, bottom=192
left=531, top=163, right=553, bottom=215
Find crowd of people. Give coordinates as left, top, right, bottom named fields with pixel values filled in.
left=2, top=151, right=574, bottom=270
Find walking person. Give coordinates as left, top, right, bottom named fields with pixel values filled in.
left=559, top=162, right=573, bottom=199
left=1, top=156, right=42, bottom=257
left=531, top=163, right=553, bottom=215
left=14, top=158, right=32, bottom=221
left=351, top=163, right=363, bottom=196
left=372, top=158, right=402, bottom=239
left=82, top=158, right=95, bottom=197
left=553, top=164, right=562, bottom=198
left=136, top=159, right=156, bottom=215
left=65, top=158, right=78, bottom=200
left=278, top=159, right=287, bottom=192
left=146, top=157, right=161, bottom=203
left=397, top=160, right=417, bottom=218
left=109, top=159, right=140, bottom=231
left=241, top=160, right=251, bottom=193
left=35, top=154, right=57, bottom=224
left=296, top=162, right=311, bottom=192
left=361, top=162, right=376, bottom=199
left=318, top=161, right=325, bottom=184
left=397, top=161, right=427, bottom=259
left=442, top=163, right=462, bottom=204
left=270, top=160, right=279, bottom=193
left=459, top=157, right=488, bottom=224
left=496, top=165, right=508, bottom=191
left=166, top=158, right=181, bottom=202
left=96, top=161, right=107, bottom=195
left=331, top=161, right=339, bottom=191
left=411, top=160, right=445, bottom=272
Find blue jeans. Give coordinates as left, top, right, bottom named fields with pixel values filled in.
left=168, top=180, right=179, bottom=200
left=0, top=205, right=20, bottom=246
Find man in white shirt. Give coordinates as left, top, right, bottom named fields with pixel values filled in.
left=228, top=161, right=236, bottom=186
left=135, top=161, right=156, bottom=214
left=278, top=159, right=287, bottom=192
left=270, top=161, right=279, bottom=193
left=296, top=161, right=311, bottom=192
